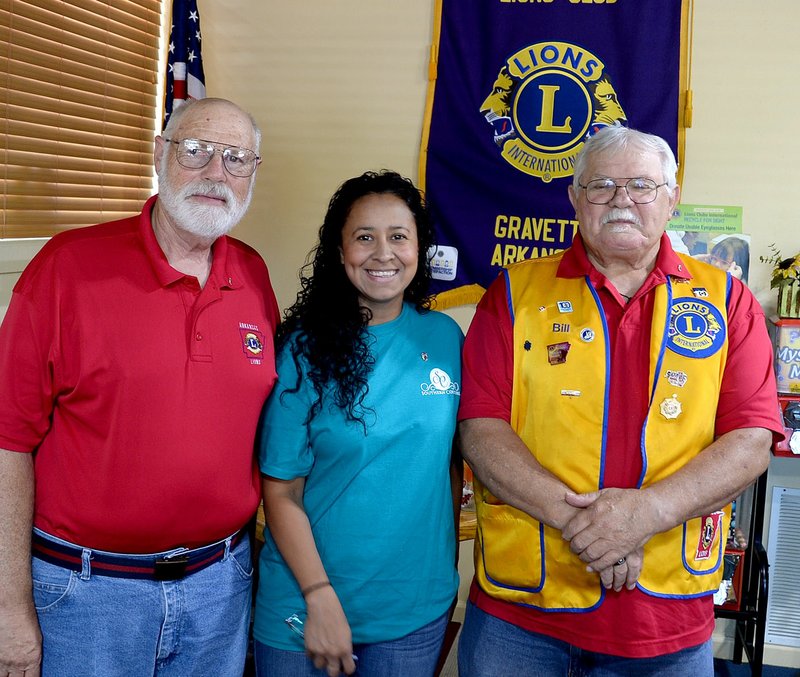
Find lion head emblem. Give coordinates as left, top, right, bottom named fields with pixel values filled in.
left=585, top=78, right=627, bottom=137
left=479, top=67, right=518, bottom=147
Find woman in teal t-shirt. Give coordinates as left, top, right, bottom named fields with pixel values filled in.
left=253, top=171, right=462, bottom=677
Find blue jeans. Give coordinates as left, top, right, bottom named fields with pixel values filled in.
left=254, top=611, right=449, bottom=677
left=33, top=531, right=253, bottom=677
left=458, top=601, right=713, bottom=677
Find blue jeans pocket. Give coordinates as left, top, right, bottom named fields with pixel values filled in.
left=227, top=536, right=254, bottom=579
left=32, top=557, right=76, bottom=612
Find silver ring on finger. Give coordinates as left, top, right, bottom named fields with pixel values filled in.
left=614, top=557, right=626, bottom=567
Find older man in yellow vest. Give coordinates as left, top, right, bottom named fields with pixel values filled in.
left=457, top=127, right=784, bottom=676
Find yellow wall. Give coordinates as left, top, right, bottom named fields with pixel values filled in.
left=199, top=2, right=800, bottom=661
left=200, top=1, right=435, bottom=309
left=200, top=0, right=799, bottom=314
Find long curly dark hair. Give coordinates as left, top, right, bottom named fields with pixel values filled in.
left=278, top=170, right=435, bottom=426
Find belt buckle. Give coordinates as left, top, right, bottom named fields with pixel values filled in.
left=154, top=555, right=189, bottom=580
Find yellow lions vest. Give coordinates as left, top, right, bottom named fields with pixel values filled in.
left=474, top=252, right=731, bottom=610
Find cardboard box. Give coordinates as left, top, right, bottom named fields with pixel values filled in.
left=775, top=319, right=800, bottom=395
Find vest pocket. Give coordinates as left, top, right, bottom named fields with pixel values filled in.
left=476, top=502, right=545, bottom=592
left=638, top=510, right=727, bottom=598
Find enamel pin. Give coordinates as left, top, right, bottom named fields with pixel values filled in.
left=660, top=393, right=682, bottom=420
left=547, top=342, right=570, bottom=365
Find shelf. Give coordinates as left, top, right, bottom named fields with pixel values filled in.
left=774, top=396, right=800, bottom=457
left=713, top=470, right=769, bottom=676
left=772, top=435, right=798, bottom=457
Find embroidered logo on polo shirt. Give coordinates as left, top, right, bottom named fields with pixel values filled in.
left=239, top=322, right=265, bottom=365
left=420, top=367, right=461, bottom=396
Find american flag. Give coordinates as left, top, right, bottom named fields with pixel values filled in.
left=163, top=0, right=206, bottom=129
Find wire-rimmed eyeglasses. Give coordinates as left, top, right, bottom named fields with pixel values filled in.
left=164, top=137, right=260, bottom=177
left=577, top=177, right=668, bottom=205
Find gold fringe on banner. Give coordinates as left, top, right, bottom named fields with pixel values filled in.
left=677, top=0, right=694, bottom=186
left=431, top=284, right=486, bottom=311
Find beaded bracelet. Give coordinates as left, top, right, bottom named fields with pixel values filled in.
left=301, top=580, right=332, bottom=598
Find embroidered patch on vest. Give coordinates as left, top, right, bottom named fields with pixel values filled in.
left=695, top=511, right=724, bottom=560
left=667, top=298, right=725, bottom=358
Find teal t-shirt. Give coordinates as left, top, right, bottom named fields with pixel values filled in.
left=253, top=303, right=462, bottom=649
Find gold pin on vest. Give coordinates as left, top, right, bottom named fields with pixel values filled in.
left=660, top=393, right=682, bottom=420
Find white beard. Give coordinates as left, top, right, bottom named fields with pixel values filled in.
left=157, top=171, right=254, bottom=241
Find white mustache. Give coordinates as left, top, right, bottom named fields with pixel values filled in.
left=184, top=181, right=235, bottom=205
left=601, top=208, right=642, bottom=227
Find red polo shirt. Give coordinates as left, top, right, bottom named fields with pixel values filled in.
left=0, top=196, right=280, bottom=552
left=459, top=233, right=783, bottom=657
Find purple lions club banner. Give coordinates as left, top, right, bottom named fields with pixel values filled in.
left=420, top=0, right=691, bottom=305
left=164, top=0, right=207, bottom=129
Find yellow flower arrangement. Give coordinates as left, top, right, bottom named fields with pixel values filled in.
left=760, top=244, right=800, bottom=290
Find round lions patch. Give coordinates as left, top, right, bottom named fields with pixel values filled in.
left=479, top=41, right=627, bottom=183
left=667, top=298, right=726, bottom=358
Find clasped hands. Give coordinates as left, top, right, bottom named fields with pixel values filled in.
left=561, top=487, right=655, bottom=592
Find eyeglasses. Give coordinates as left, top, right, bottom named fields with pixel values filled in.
left=164, top=137, right=260, bottom=177
left=577, top=177, right=668, bottom=205
left=707, top=255, right=735, bottom=269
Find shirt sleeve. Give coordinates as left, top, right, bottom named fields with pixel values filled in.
left=0, top=264, right=59, bottom=452
left=458, top=274, right=514, bottom=422
left=715, top=277, right=784, bottom=440
left=257, top=341, right=316, bottom=479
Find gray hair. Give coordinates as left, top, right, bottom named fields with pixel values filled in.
left=162, top=97, right=262, bottom=153
left=572, top=126, right=678, bottom=193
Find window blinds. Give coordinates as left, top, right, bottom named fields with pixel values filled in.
left=0, top=0, right=163, bottom=237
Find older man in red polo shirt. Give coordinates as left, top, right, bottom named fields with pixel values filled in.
left=0, top=98, right=279, bottom=677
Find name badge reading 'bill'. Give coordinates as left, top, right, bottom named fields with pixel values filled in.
left=667, top=298, right=726, bottom=359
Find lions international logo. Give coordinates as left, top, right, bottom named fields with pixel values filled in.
left=238, top=323, right=265, bottom=364
left=667, top=299, right=726, bottom=359
left=480, top=41, right=627, bottom=182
